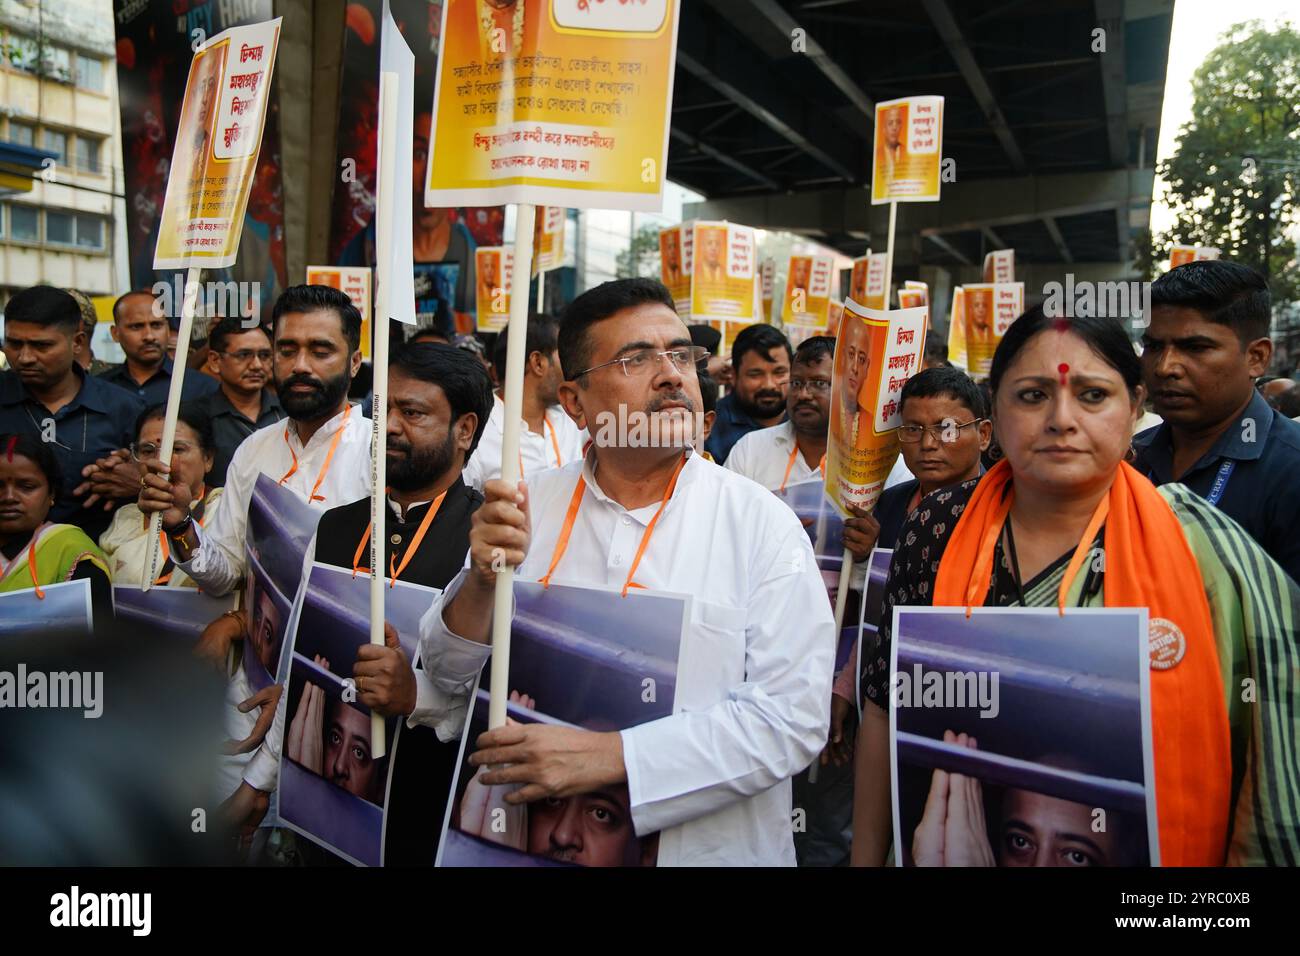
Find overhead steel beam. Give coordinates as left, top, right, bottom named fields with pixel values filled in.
left=670, top=127, right=780, bottom=190
left=921, top=0, right=1028, bottom=174
left=1043, top=217, right=1074, bottom=263
left=1094, top=0, right=1129, bottom=168
left=747, top=0, right=876, bottom=125
left=927, top=234, right=974, bottom=266
left=676, top=3, right=863, bottom=181
left=981, top=226, right=1005, bottom=247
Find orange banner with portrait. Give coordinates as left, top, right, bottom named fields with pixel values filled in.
left=306, top=266, right=373, bottom=358
left=475, top=246, right=514, bottom=331
left=871, top=95, right=943, bottom=205
left=825, top=301, right=927, bottom=515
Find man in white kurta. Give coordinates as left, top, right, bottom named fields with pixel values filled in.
left=420, top=278, right=834, bottom=866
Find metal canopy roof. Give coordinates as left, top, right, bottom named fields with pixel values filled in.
left=669, top=0, right=1173, bottom=266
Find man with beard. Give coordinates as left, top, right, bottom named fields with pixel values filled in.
left=98, top=290, right=218, bottom=405
left=725, top=336, right=832, bottom=491
left=194, top=318, right=284, bottom=487
left=423, top=278, right=834, bottom=865
left=705, top=324, right=791, bottom=464
left=463, top=313, right=585, bottom=490
left=138, top=285, right=369, bottom=833
left=308, top=342, right=492, bottom=863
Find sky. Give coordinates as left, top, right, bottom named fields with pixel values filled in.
left=1149, top=0, right=1297, bottom=234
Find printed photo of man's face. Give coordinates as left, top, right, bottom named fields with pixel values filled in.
left=325, top=699, right=385, bottom=805
left=247, top=575, right=283, bottom=672
left=526, top=787, right=651, bottom=867
left=969, top=290, right=992, bottom=333
left=884, top=107, right=904, bottom=149
left=997, top=789, right=1130, bottom=867
left=790, top=257, right=811, bottom=292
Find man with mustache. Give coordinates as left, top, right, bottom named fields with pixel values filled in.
left=308, top=342, right=492, bottom=863
left=422, top=278, right=835, bottom=865
left=1134, top=260, right=1300, bottom=583
left=139, top=285, right=371, bottom=833
left=98, top=290, right=218, bottom=405
left=705, top=324, right=791, bottom=464
left=193, top=317, right=284, bottom=488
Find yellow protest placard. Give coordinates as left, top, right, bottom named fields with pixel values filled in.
left=1169, top=244, right=1220, bottom=268
left=690, top=221, right=755, bottom=322
left=782, top=254, right=834, bottom=327
left=825, top=300, right=927, bottom=514
left=659, top=223, right=690, bottom=317
left=532, top=205, right=566, bottom=274
left=153, top=19, right=282, bottom=269
left=871, top=95, right=944, bottom=205
left=849, top=252, right=888, bottom=310
left=760, top=258, right=775, bottom=322
left=306, top=266, right=373, bottom=357
left=425, top=0, right=681, bottom=211
left=982, top=248, right=1014, bottom=283
left=948, top=282, right=1024, bottom=379
left=827, top=300, right=845, bottom=338
left=475, top=246, right=514, bottom=331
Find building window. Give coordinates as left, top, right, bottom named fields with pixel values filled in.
left=4, top=34, right=39, bottom=73
left=75, top=136, right=100, bottom=173
left=43, top=129, right=67, bottom=165
left=9, top=205, right=39, bottom=242
left=46, top=210, right=74, bottom=245
left=41, top=45, right=71, bottom=83
left=75, top=213, right=104, bottom=250
left=75, top=53, right=102, bottom=91
left=7, top=121, right=34, bottom=148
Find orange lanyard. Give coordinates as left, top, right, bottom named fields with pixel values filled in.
left=1, top=522, right=49, bottom=599
left=352, top=489, right=449, bottom=587
left=539, top=453, right=687, bottom=597
left=779, top=444, right=828, bottom=492
left=278, top=405, right=352, bottom=503
left=517, top=414, right=564, bottom=479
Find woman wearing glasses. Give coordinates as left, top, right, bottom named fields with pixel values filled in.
left=850, top=306, right=1300, bottom=867
left=0, top=433, right=111, bottom=607
left=99, top=403, right=222, bottom=588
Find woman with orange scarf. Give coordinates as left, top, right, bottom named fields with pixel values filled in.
left=850, top=307, right=1300, bottom=866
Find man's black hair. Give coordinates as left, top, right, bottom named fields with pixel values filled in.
left=697, top=371, right=719, bottom=415
left=899, top=366, right=986, bottom=419
left=390, top=342, right=494, bottom=460
left=688, top=323, right=721, bottom=356
left=271, top=284, right=363, bottom=354
left=731, top=323, right=792, bottom=371
left=4, top=286, right=82, bottom=335
left=1276, top=386, right=1300, bottom=420
left=208, top=317, right=271, bottom=356
left=793, top=335, right=835, bottom=367
left=492, top=313, right=561, bottom=380
left=1150, top=259, right=1271, bottom=345
left=557, top=278, right=677, bottom=381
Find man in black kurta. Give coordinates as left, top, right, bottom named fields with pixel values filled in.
left=311, top=343, right=492, bottom=865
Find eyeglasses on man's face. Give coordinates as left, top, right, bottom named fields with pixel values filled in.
left=574, top=345, right=709, bottom=379
left=897, top=418, right=983, bottom=443
left=789, top=378, right=832, bottom=394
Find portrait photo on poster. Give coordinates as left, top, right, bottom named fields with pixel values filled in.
left=437, top=581, right=687, bottom=867
left=889, top=606, right=1158, bottom=868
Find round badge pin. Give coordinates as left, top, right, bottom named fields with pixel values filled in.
left=1149, top=617, right=1186, bottom=670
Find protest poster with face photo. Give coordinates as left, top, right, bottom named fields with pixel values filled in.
left=659, top=224, right=690, bottom=316
left=781, top=254, right=833, bottom=327
left=824, top=301, right=926, bottom=515
left=438, top=581, right=686, bottom=867
left=949, top=282, right=1023, bottom=378
left=848, top=252, right=888, bottom=311
left=112, top=587, right=238, bottom=643
left=890, top=607, right=1159, bottom=867
left=532, top=205, right=566, bottom=274
left=474, top=246, right=513, bottom=331
left=242, top=474, right=321, bottom=691
left=306, top=266, right=373, bottom=357
left=278, top=562, right=439, bottom=867
left=0, top=580, right=91, bottom=638
left=689, top=221, right=755, bottom=322
left=153, top=18, right=283, bottom=270
left=871, top=95, right=944, bottom=205
left=1169, top=244, right=1220, bottom=268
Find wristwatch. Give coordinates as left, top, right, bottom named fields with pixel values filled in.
left=164, top=510, right=194, bottom=539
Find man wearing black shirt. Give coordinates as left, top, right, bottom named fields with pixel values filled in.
left=312, top=342, right=493, bottom=864
left=194, top=318, right=285, bottom=487
left=98, top=290, right=218, bottom=405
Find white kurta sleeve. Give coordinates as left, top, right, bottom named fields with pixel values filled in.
left=173, top=440, right=253, bottom=596
left=619, top=521, right=835, bottom=836
left=414, top=569, right=494, bottom=741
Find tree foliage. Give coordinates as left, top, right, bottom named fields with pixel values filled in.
left=616, top=223, right=663, bottom=279
left=1156, top=20, right=1300, bottom=301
